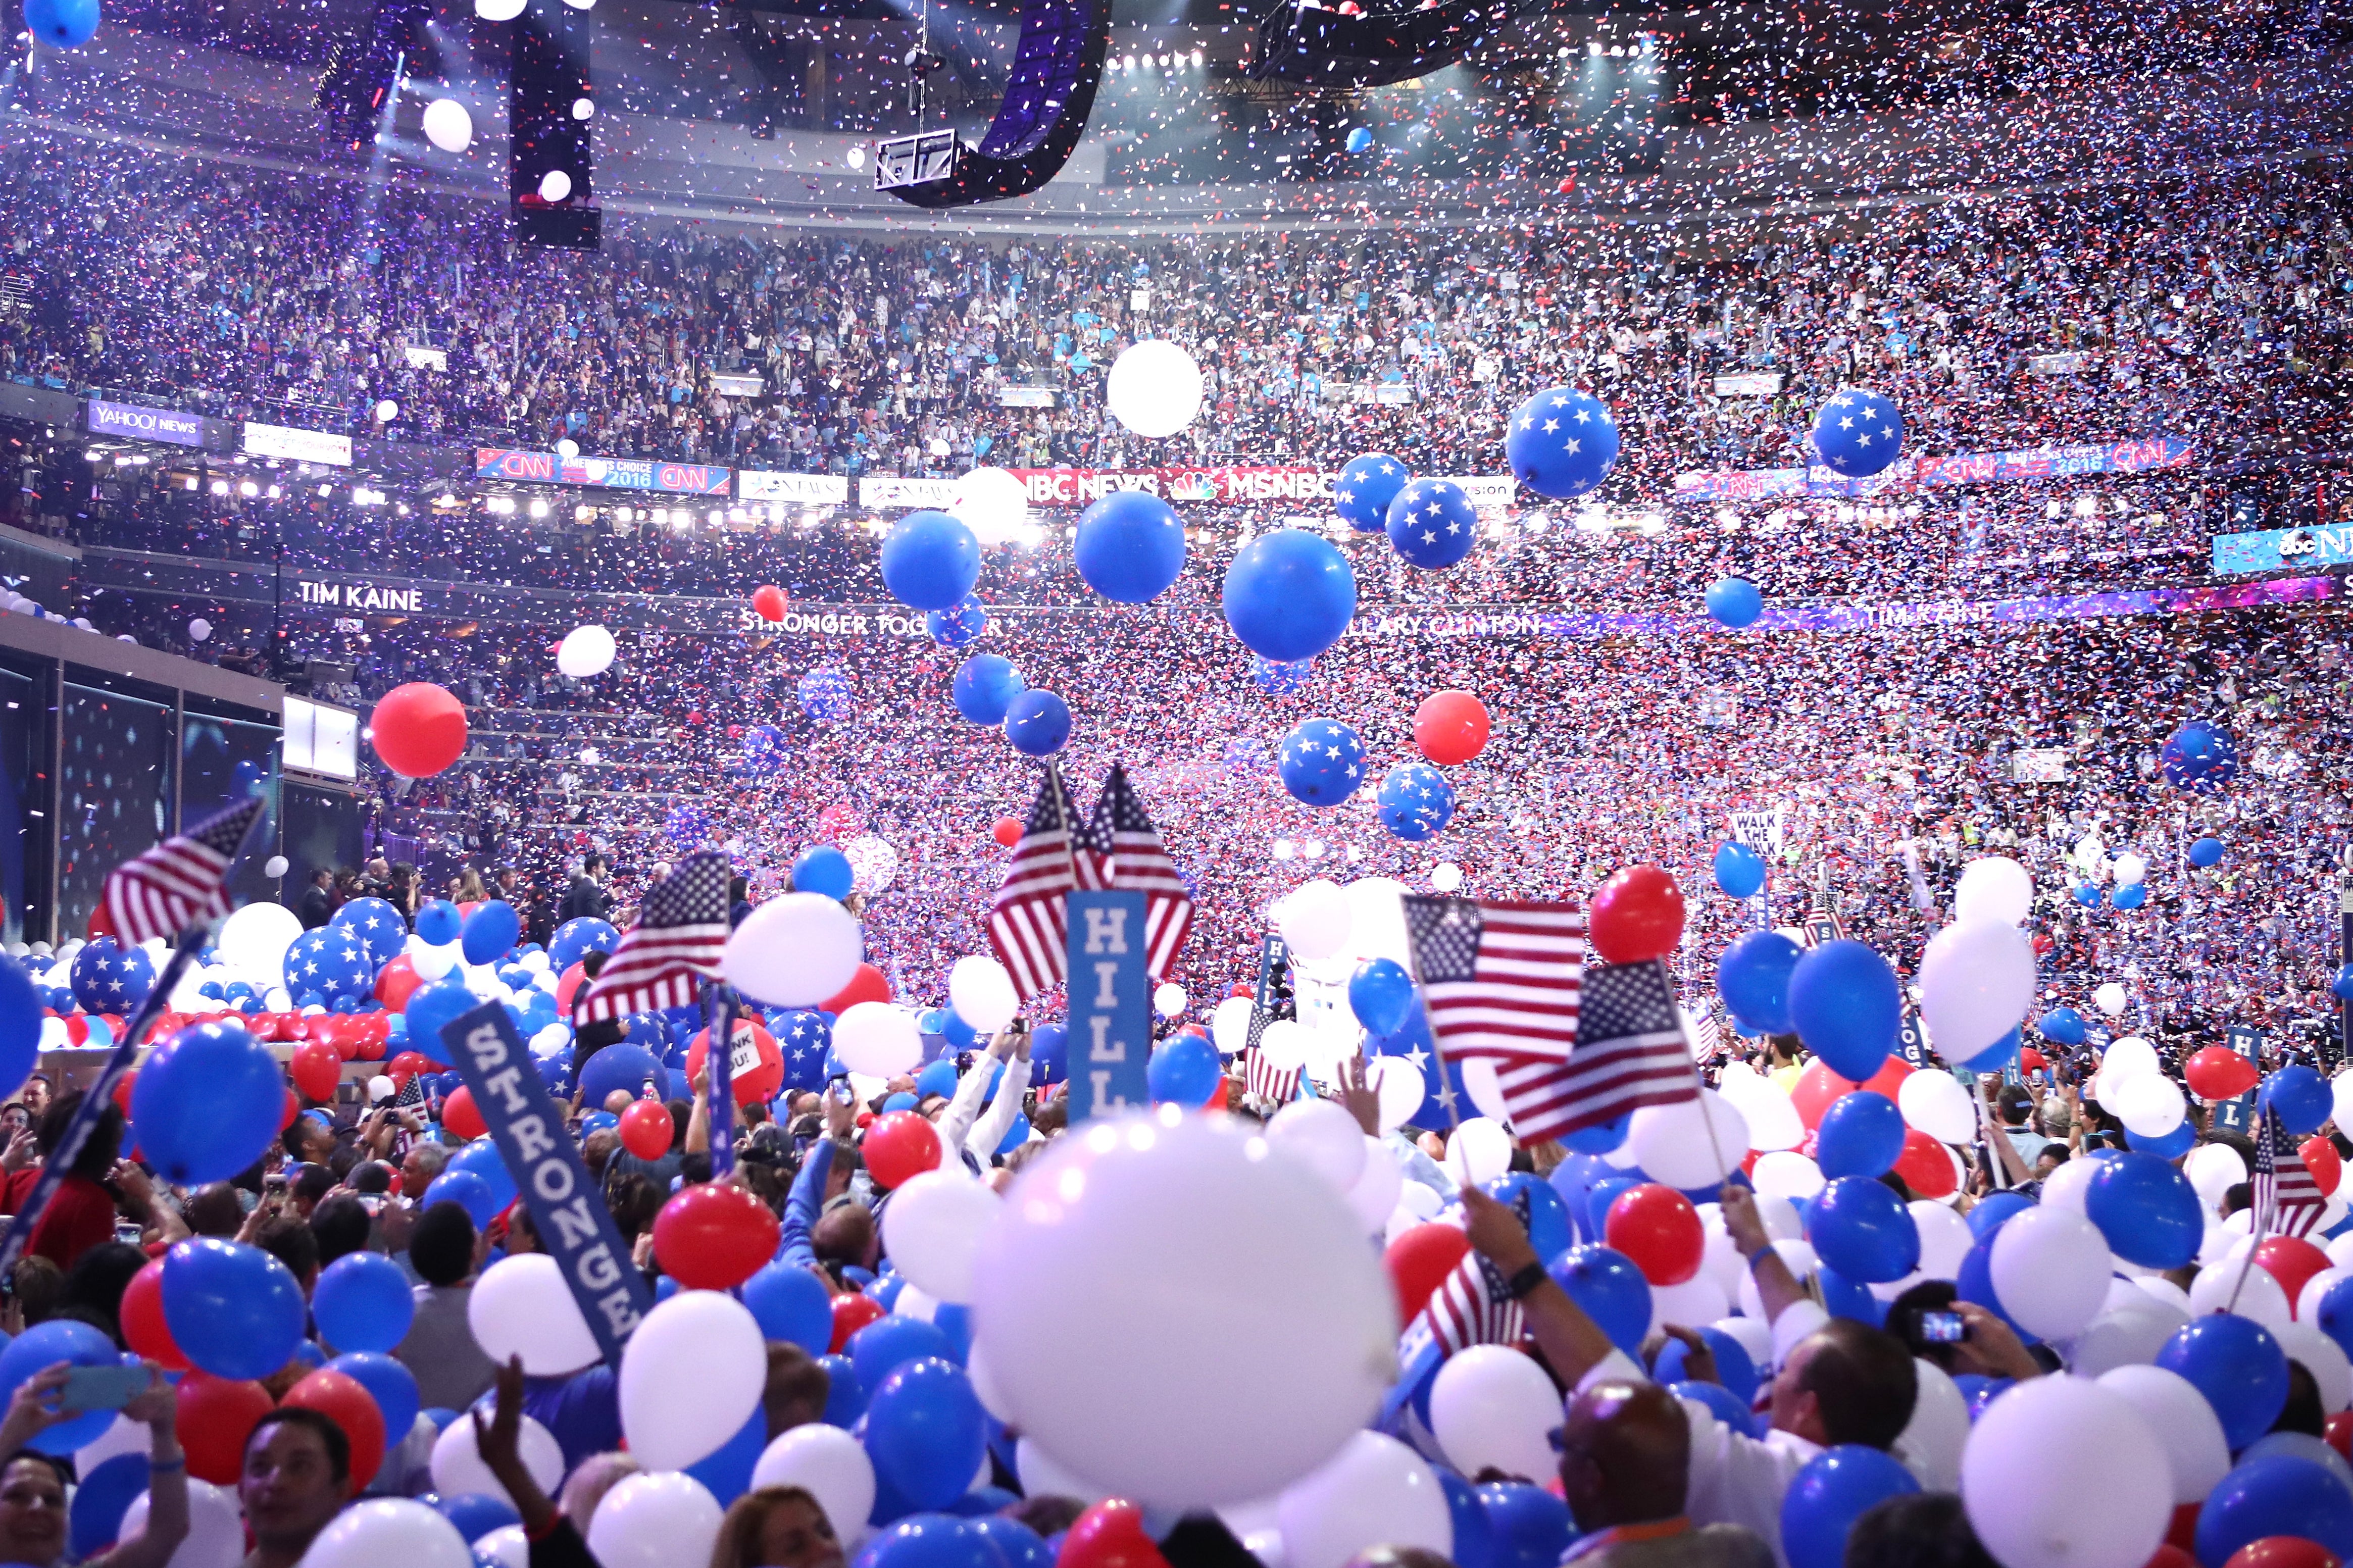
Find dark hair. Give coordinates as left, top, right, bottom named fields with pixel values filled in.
left=1844, top=1493, right=1996, bottom=1568
left=40, top=1093, right=121, bottom=1181
left=1797, top=1319, right=1919, bottom=1450
left=61, top=1242, right=148, bottom=1346
left=346, top=1161, right=393, bottom=1195
left=409, top=1201, right=477, bottom=1287
left=257, top=1215, right=321, bottom=1282
left=1994, top=1084, right=2033, bottom=1126
left=310, top=1195, right=373, bottom=1269
left=294, top=1165, right=337, bottom=1205
left=248, top=1406, right=352, bottom=1483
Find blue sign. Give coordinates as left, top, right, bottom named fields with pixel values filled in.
left=1066, top=890, right=1151, bottom=1124
left=441, top=1002, right=653, bottom=1364
left=2214, top=1024, right=2264, bottom=1135
left=86, top=399, right=203, bottom=447
left=1896, top=1013, right=1929, bottom=1070
left=2213, top=526, right=2353, bottom=577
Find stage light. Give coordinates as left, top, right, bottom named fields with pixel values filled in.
left=239, top=481, right=259, bottom=497
left=528, top=498, right=550, bottom=519
left=1191, top=48, right=1203, bottom=63
left=575, top=504, right=594, bottom=522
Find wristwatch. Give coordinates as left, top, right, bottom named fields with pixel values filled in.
left=1504, top=1260, right=1548, bottom=1300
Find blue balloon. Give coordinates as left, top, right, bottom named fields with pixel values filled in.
left=1251, top=655, right=1312, bottom=694
left=1439, top=1472, right=1495, bottom=1568
left=2190, top=836, right=2225, bottom=867
left=1717, top=931, right=1802, bottom=1035
left=952, top=654, right=1025, bottom=726
left=1377, top=762, right=1456, bottom=841
left=1808, top=1177, right=1919, bottom=1283
left=915, top=1055, right=959, bottom=1096
left=1659, top=1328, right=1760, bottom=1409
left=1335, top=452, right=1410, bottom=532
left=1074, top=490, right=1186, bottom=603
left=402, top=978, right=483, bottom=1066
left=1584, top=1174, right=1641, bottom=1240
left=880, top=511, right=981, bottom=611
left=458, top=900, right=520, bottom=967
left=2157, top=1314, right=2290, bottom=1450
left=820, top=1353, right=867, bottom=1428
left=1484, top=1173, right=1574, bottom=1266
left=1549, top=1245, right=1650, bottom=1356
left=2126, top=1119, right=2198, bottom=1162
left=850, top=1316, right=954, bottom=1391
left=1779, top=1445, right=1920, bottom=1568
left=1816, top=1093, right=1906, bottom=1179
left=72, top=937, right=155, bottom=1014
left=329, top=1351, right=421, bottom=1445
left=416, top=899, right=463, bottom=946
left=1787, top=940, right=1899, bottom=1080
left=2082, top=1150, right=2202, bottom=1269
left=1147, top=1034, right=1221, bottom=1105
left=1344, top=125, right=1374, bottom=154
left=1385, top=478, right=1479, bottom=570
left=1817, top=1264, right=1887, bottom=1327
left=664, top=803, right=713, bottom=847
left=2036, top=1007, right=2086, bottom=1046
left=71, top=1451, right=147, bottom=1557
left=742, top=724, right=791, bottom=772
left=2161, top=721, right=2239, bottom=794
left=1477, top=1484, right=1573, bottom=1568
left=431, top=1493, right=521, bottom=1545
left=2070, top=884, right=2102, bottom=908
left=577, top=1042, right=662, bottom=1107
left=967, top=1516, right=1052, bottom=1568
left=1028, top=1022, right=1067, bottom=1086
left=2111, top=882, right=2147, bottom=912
left=2265, top=1064, right=2333, bottom=1135
left=854, top=1514, right=997, bottom=1568
left=0, top=1320, right=120, bottom=1451
left=332, top=897, right=409, bottom=968
left=865, top=1358, right=986, bottom=1511
left=24, top=0, right=100, bottom=48
left=1705, top=577, right=1764, bottom=629
left=742, top=1262, right=833, bottom=1353
left=799, top=668, right=855, bottom=724
left=1712, top=841, right=1766, bottom=899
left=445, top=1140, right=518, bottom=1213
left=1278, top=717, right=1366, bottom=807
left=1673, top=1379, right=1763, bottom=1438
left=422, top=1169, right=498, bottom=1229
left=927, top=595, right=987, bottom=649
left=1221, top=529, right=1357, bottom=662
left=314, top=1252, right=417, bottom=1354
left=129, top=1019, right=281, bottom=1185
left=684, top=1407, right=767, bottom=1506
left=794, top=845, right=855, bottom=901
left=2320, top=1276, right=2353, bottom=1361
left=1809, top=387, right=1906, bottom=478
left=1505, top=386, right=1619, bottom=499
left=2197, top=1455, right=2353, bottom=1565
left=1003, top=691, right=1072, bottom=757
left=160, top=1239, right=305, bottom=1382
left=1348, top=958, right=1417, bottom=1037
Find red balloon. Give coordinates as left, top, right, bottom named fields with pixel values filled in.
left=111, top=1068, right=137, bottom=1115
left=1606, top=1183, right=1704, bottom=1286
left=1588, top=866, right=1686, bottom=964
left=2256, top=1235, right=2333, bottom=1312
left=1384, top=1222, right=1471, bottom=1325
left=291, top=1041, right=340, bottom=1103
left=653, top=1182, right=782, bottom=1290
left=322, top=1017, right=362, bottom=1063
left=283, top=1367, right=386, bottom=1490
left=2327, top=1409, right=2353, bottom=1459
left=1791, top=1060, right=1858, bottom=1130
left=354, top=1014, right=389, bottom=1063
left=993, top=817, right=1023, bottom=849
left=1059, top=1501, right=1172, bottom=1568
left=618, top=1099, right=673, bottom=1160
left=369, top=682, right=469, bottom=779
left=2307, top=1137, right=2345, bottom=1199
left=1413, top=690, right=1492, bottom=766
left=829, top=1291, right=886, bottom=1352
left=865, top=1111, right=942, bottom=1189
left=374, top=953, right=421, bottom=1013
left=443, top=1085, right=487, bottom=1141
left=2148, top=1549, right=2199, bottom=1568
left=1893, top=1128, right=1959, bottom=1199
left=752, top=584, right=789, bottom=622
left=2185, top=1045, right=2261, bottom=1102
left=822, top=963, right=892, bottom=1015
left=686, top=1020, right=785, bottom=1106
left=280, top=1087, right=299, bottom=1130
left=2225, top=1542, right=2343, bottom=1568
left=1856, top=1056, right=1913, bottom=1101
left=388, top=1050, right=433, bottom=1085
left=177, top=1371, right=275, bottom=1485
left=121, top=1260, right=187, bottom=1372
left=557, top=961, right=588, bottom=1013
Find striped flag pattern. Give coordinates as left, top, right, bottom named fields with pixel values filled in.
left=579, top=850, right=731, bottom=1022
left=1241, top=928, right=1299, bottom=1108
left=1403, top=896, right=1589, bottom=1141
left=1089, top=765, right=1192, bottom=980
left=103, top=797, right=264, bottom=944
left=1549, top=958, right=1700, bottom=1136
left=987, top=769, right=1094, bottom=999
left=2257, top=1104, right=2328, bottom=1240
left=1419, top=1247, right=1526, bottom=1358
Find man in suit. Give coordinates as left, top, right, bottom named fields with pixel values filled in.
left=558, top=852, right=612, bottom=924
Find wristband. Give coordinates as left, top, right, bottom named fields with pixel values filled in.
left=148, top=1456, right=185, bottom=1472
left=1504, top=1260, right=1548, bottom=1300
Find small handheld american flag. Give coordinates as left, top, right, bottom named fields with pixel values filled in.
left=579, top=851, right=732, bottom=1022
left=1404, top=895, right=1588, bottom=1141
left=1089, top=765, right=1192, bottom=980
left=1378, top=1184, right=1537, bottom=1438
left=987, top=768, right=1096, bottom=999
left=1241, top=928, right=1300, bottom=1108
left=103, top=797, right=265, bottom=945
left=2256, top=1103, right=2327, bottom=1240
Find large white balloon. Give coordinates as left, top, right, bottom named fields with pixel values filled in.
left=2097, top=1036, right=2161, bottom=1087
left=1917, top=919, right=2036, bottom=1066
left=1276, top=1431, right=1452, bottom=1568
left=1268, top=1098, right=1369, bottom=1193
left=1212, top=996, right=1257, bottom=1055
left=1910, top=1200, right=1973, bottom=1280
left=752, top=1425, right=876, bottom=1541
left=1717, top=1065, right=1803, bottom=1153
left=2111, top=1073, right=2186, bottom=1138
left=421, top=96, right=476, bottom=153
left=1954, top=856, right=2033, bottom=926
left=1342, top=878, right=1411, bottom=964
left=302, top=1499, right=474, bottom=1568
left=1346, top=1138, right=1404, bottom=1230
left=619, top=1292, right=766, bottom=1472
left=1258, top=1018, right=1313, bottom=1073
left=946, top=466, right=1032, bottom=544
left=2279, top=1321, right=2353, bottom=1413
left=217, top=901, right=302, bottom=987
left=972, top=1108, right=1396, bottom=1507
left=1899, top=1359, right=1970, bottom=1491
left=1016, top=1436, right=1112, bottom=1505
left=2113, top=852, right=2148, bottom=886
left=1365, top=1055, right=1426, bottom=1135
left=431, top=1410, right=564, bottom=1507
left=881, top=1170, right=999, bottom=1303
left=1627, top=1090, right=1747, bottom=1189
left=1441, top=1117, right=1513, bottom=1188
left=2094, top=1365, right=2230, bottom=1504
left=1429, top=1345, right=1559, bottom=1483
left=1106, top=340, right=1205, bottom=438
left=1962, top=1377, right=2169, bottom=1568
left=2093, top=981, right=2129, bottom=1018
left=1154, top=982, right=1189, bottom=1019
left=475, top=1525, right=529, bottom=1568
left=587, top=1473, right=724, bottom=1568
left=947, top=954, right=1020, bottom=1033
left=470, top=1255, right=601, bottom=1375
left=1896, top=1070, right=1976, bottom=1146
left=723, top=893, right=862, bottom=1009
left=120, top=1481, right=244, bottom=1568
left=1988, top=1206, right=2111, bottom=1341
left=832, top=1001, right=922, bottom=1078
left=2065, top=1302, right=2189, bottom=1378
left=1277, top=880, right=1353, bottom=961
left=1750, top=1151, right=1824, bottom=1203
left=2188, top=1256, right=2292, bottom=1335
left=557, top=624, right=617, bottom=678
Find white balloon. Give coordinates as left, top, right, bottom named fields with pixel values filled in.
left=475, top=1525, right=529, bottom=1568
left=1277, top=880, right=1353, bottom=962
left=2279, top=1321, right=2353, bottom=1413
left=2097, top=1037, right=2161, bottom=1088
left=1429, top=1344, right=1559, bottom=1483
left=881, top=1170, right=999, bottom=1303
left=2188, top=1257, right=2292, bottom=1335
left=619, top=1292, right=766, bottom=1472
left=475, top=0, right=526, bottom=16
left=1276, top=1431, right=1451, bottom=1568
left=75, top=1415, right=149, bottom=1477
left=1365, top=1055, right=1426, bottom=1134
left=469, top=1254, right=602, bottom=1375
left=1430, top=862, right=1463, bottom=893
left=1441, top=1118, right=1513, bottom=1188
left=1918, top=919, right=2037, bottom=1065
left=833, top=1001, right=922, bottom=1078
left=1989, top=1206, right=2111, bottom=1341
left=948, top=955, right=1019, bottom=1033
left=2302, top=1267, right=2351, bottom=1322
left=1106, top=340, right=1206, bottom=438
left=1154, top=982, right=1188, bottom=1019
left=1899, top=1359, right=1970, bottom=1491
left=410, top=935, right=460, bottom=981
left=431, top=1410, right=564, bottom=1507
left=1458, top=1058, right=1512, bottom=1125
left=187, top=617, right=212, bottom=642
left=2037, top=1155, right=2097, bottom=1216
left=1771, top=1299, right=1831, bottom=1367
left=1627, top=1090, right=1747, bottom=1189
left=1718, top=1067, right=1803, bottom=1152
left=217, top=901, right=301, bottom=987
left=751, top=1425, right=875, bottom=1541
left=1212, top=996, right=1257, bottom=1055
left=1910, top=1200, right=1973, bottom=1280
left=2186, top=1142, right=2248, bottom=1212
left=1258, top=1019, right=1313, bottom=1073
left=1267, top=1098, right=1370, bottom=1192
left=538, top=168, right=573, bottom=203
left=263, top=854, right=290, bottom=880
left=2093, top=981, right=2129, bottom=1018
left=302, top=1499, right=473, bottom=1568
left=1015, top=1435, right=1112, bottom=1505
left=722, top=893, right=861, bottom=1010
left=1897, top=1069, right=1977, bottom=1146
left=557, top=624, right=617, bottom=678
left=2065, top=1303, right=2188, bottom=1377
left=946, top=466, right=1032, bottom=544
left=120, top=1480, right=263, bottom=1568
left=1346, top=1138, right=1404, bottom=1230
left=420, top=96, right=476, bottom=154
left=2112, top=1073, right=2186, bottom=1138
left=1711, top=1314, right=1773, bottom=1374
left=1751, top=1151, right=1824, bottom=1202
left=2095, top=1365, right=2230, bottom=1504
left=1954, top=856, right=2033, bottom=926
left=2113, top=852, right=2148, bottom=886
left=972, top=1110, right=1395, bottom=1507
left=587, top=1473, right=723, bottom=1568
left=1649, top=1274, right=1730, bottom=1331
left=1962, top=1376, right=2170, bottom=1568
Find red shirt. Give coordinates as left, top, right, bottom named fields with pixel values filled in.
left=29, top=1174, right=119, bottom=1270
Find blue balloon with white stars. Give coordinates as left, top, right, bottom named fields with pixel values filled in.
left=774, top=1010, right=835, bottom=1092
left=331, top=897, right=408, bottom=969
left=1277, top=718, right=1366, bottom=808
left=1334, top=453, right=1410, bottom=533
left=799, top=668, right=854, bottom=725
left=281, top=927, right=373, bottom=1008
left=743, top=724, right=790, bottom=773
left=1505, top=386, right=1619, bottom=499
left=1252, top=656, right=1311, bottom=695
left=927, top=595, right=987, bottom=649
left=952, top=655, right=1025, bottom=727
left=549, top=918, right=617, bottom=972
left=1376, top=763, right=1456, bottom=842
left=1809, top=387, right=1906, bottom=478
left=1385, top=478, right=1480, bottom=570
left=70, top=938, right=154, bottom=1015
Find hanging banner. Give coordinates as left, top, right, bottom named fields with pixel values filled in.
left=1066, top=890, right=1151, bottom=1125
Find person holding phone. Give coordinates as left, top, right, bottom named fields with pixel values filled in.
left=928, top=1019, right=1032, bottom=1175
left=0, top=1360, right=185, bottom=1568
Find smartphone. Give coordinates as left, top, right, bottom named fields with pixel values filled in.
left=1913, top=1310, right=1968, bottom=1345
left=263, top=1173, right=288, bottom=1195
left=60, top=1364, right=151, bottom=1413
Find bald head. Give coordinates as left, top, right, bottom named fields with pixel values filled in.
left=1558, top=1378, right=1690, bottom=1532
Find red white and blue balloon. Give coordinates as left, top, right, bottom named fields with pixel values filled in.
left=1278, top=719, right=1367, bottom=807
left=282, top=927, right=372, bottom=1009
left=797, top=668, right=853, bottom=724
left=1385, top=478, right=1480, bottom=569
left=1505, top=386, right=1619, bottom=499
left=1810, top=388, right=1905, bottom=477
left=1377, top=763, right=1456, bottom=842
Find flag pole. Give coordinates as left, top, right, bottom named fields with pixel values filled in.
left=1669, top=960, right=1731, bottom=1180
left=2226, top=1107, right=2279, bottom=1315
left=704, top=979, right=736, bottom=1178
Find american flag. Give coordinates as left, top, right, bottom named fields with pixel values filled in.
left=1418, top=1247, right=1526, bottom=1358
left=579, top=850, right=731, bottom=1022
left=103, top=797, right=264, bottom=944
left=1089, top=765, right=1192, bottom=980
left=987, top=768, right=1097, bottom=999
left=2256, top=1104, right=2328, bottom=1240
left=1403, top=896, right=1589, bottom=1141
left=1683, top=1002, right=1723, bottom=1064
left=1241, top=929, right=1300, bottom=1107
